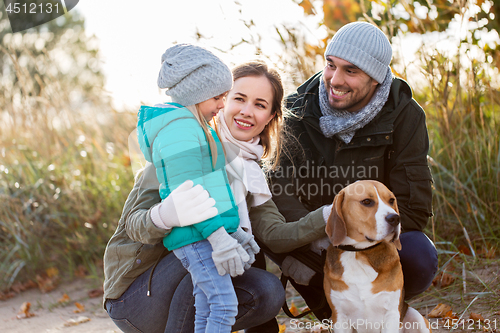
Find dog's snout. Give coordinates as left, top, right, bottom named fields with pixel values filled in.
left=385, top=213, right=400, bottom=226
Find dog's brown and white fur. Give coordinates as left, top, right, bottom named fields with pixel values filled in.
left=323, top=180, right=431, bottom=333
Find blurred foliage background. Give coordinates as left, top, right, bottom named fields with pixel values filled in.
left=0, top=3, right=136, bottom=290
left=0, top=0, right=499, bottom=293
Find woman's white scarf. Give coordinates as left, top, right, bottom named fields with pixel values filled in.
left=217, top=111, right=272, bottom=234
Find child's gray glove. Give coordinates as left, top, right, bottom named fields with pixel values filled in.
left=150, top=180, right=218, bottom=229
left=208, top=227, right=250, bottom=277
left=230, top=227, right=260, bottom=270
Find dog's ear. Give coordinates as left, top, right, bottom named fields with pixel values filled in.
left=325, top=190, right=346, bottom=246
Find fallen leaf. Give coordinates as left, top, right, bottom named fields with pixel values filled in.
left=58, top=293, right=70, bottom=303
left=478, top=244, right=497, bottom=259
left=11, top=282, right=26, bottom=293
left=36, top=276, right=57, bottom=293
left=470, top=313, right=485, bottom=322
left=278, top=323, right=286, bottom=333
left=36, top=270, right=60, bottom=293
left=432, top=272, right=455, bottom=288
left=289, top=301, right=299, bottom=317
left=0, top=290, right=16, bottom=301
left=46, top=267, right=59, bottom=278
left=444, top=309, right=459, bottom=320
left=74, top=265, right=88, bottom=278
left=440, top=273, right=456, bottom=288
left=458, top=244, right=472, bottom=256
left=74, top=302, right=85, bottom=313
left=428, top=303, right=453, bottom=318
left=88, top=287, right=103, bottom=298
left=64, top=316, right=90, bottom=327
left=16, top=302, right=35, bottom=319
left=23, top=280, right=37, bottom=290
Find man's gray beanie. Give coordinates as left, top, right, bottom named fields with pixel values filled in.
left=325, top=22, right=392, bottom=83
left=158, top=44, right=233, bottom=106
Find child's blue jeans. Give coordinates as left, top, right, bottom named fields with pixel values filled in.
left=173, top=239, right=238, bottom=333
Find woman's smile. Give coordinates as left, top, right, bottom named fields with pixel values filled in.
left=234, top=118, right=254, bottom=129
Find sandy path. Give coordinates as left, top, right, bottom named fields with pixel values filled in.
left=0, top=277, right=456, bottom=333
left=1, top=279, right=117, bottom=333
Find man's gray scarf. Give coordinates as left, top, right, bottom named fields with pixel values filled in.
left=319, top=68, right=393, bottom=144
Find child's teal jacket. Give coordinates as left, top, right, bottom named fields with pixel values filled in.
left=137, top=103, right=239, bottom=250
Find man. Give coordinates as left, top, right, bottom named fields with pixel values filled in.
left=267, top=21, right=438, bottom=319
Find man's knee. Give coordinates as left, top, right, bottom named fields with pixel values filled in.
left=399, top=231, right=438, bottom=299
left=255, top=269, right=286, bottom=310
left=234, top=268, right=285, bottom=310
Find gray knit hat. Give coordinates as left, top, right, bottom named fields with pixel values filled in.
left=158, top=44, right=233, bottom=106
left=325, top=22, right=392, bottom=83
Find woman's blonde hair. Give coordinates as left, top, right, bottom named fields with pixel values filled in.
left=231, top=60, right=284, bottom=170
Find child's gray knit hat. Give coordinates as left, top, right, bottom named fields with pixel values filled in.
left=325, top=22, right=392, bottom=83
left=158, top=44, right=233, bottom=106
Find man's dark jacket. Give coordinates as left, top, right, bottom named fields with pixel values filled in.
left=270, top=71, right=433, bottom=233
left=266, top=71, right=434, bottom=320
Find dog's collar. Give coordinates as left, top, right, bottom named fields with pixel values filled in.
left=336, top=242, right=382, bottom=252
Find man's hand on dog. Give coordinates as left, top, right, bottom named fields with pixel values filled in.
left=281, top=256, right=316, bottom=285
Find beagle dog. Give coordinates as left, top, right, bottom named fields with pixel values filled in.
left=324, top=180, right=431, bottom=332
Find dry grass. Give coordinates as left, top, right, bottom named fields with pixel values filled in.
left=0, top=41, right=137, bottom=290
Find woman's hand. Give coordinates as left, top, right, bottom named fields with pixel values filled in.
left=150, top=180, right=218, bottom=229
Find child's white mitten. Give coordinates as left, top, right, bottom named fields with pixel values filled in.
left=208, top=227, right=250, bottom=277
left=150, top=180, right=218, bottom=229
left=230, top=227, right=260, bottom=270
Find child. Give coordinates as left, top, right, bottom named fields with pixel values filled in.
left=137, top=44, right=249, bottom=332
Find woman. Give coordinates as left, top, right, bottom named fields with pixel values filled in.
left=103, top=60, right=329, bottom=333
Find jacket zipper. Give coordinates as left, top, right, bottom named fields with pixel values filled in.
left=336, top=141, right=343, bottom=153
